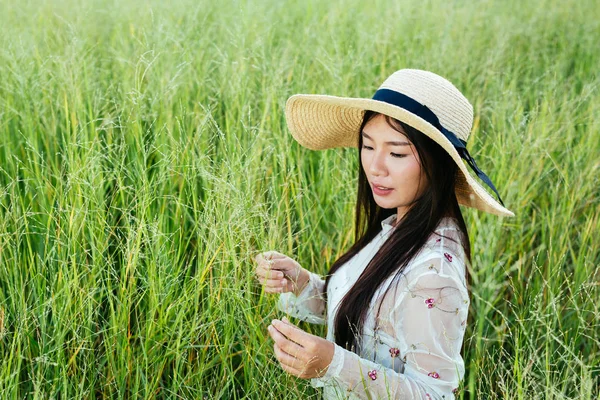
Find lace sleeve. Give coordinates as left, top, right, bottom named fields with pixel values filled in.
left=312, top=251, right=469, bottom=399
left=277, top=270, right=327, bottom=325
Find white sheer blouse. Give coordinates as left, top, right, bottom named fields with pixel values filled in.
left=277, top=214, right=470, bottom=400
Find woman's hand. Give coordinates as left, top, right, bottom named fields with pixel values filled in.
left=253, top=251, right=310, bottom=296
left=267, top=316, right=334, bottom=379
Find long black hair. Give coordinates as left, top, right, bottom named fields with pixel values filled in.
left=323, top=109, right=472, bottom=352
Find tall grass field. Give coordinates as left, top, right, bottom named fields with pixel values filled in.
left=0, top=0, right=598, bottom=398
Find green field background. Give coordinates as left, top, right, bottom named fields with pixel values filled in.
left=0, top=0, right=598, bottom=398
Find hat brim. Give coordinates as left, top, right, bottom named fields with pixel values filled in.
left=285, top=94, right=514, bottom=217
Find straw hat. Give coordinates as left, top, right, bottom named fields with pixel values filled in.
left=284, top=68, right=514, bottom=217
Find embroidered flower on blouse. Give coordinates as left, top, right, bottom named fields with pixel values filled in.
left=425, top=298, right=436, bottom=308
left=425, top=394, right=432, bottom=400
left=367, top=370, right=378, bottom=380
left=436, top=238, right=441, bottom=243
left=389, top=347, right=400, bottom=357
left=444, top=252, right=453, bottom=262
left=428, top=371, right=440, bottom=379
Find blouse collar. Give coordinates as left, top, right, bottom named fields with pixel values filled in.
left=381, top=214, right=398, bottom=232
left=381, top=213, right=459, bottom=233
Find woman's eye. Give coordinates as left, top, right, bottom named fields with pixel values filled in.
left=362, top=145, right=405, bottom=158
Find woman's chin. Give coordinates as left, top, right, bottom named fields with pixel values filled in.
left=373, top=197, right=398, bottom=209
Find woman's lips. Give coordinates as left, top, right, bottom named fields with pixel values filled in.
left=372, top=184, right=393, bottom=196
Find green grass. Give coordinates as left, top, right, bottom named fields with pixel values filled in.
left=0, top=0, right=598, bottom=398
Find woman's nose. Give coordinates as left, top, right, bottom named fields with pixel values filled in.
left=369, top=150, right=387, bottom=176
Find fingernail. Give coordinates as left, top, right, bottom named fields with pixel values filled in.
left=283, top=317, right=289, bottom=323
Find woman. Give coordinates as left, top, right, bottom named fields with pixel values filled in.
left=254, top=69, right=514, bottom=399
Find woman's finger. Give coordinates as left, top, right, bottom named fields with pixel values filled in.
left=254, top=273, right=285, bottom=285
left=271, top=319, right=311, bottom=349
left=268, top=324, right=306, bottom=361
left=254, top=257, right=284, bottom=274
left=276, top=357, right=305, bottom=378
left=262, top=286, right=284, bottom=294
left=255, top=251, right=286, bottom=264
left=273, top=343, right=303, bottom=370
left=257, top=263, right=296, bottom=286
left=254, top=266, right=284, bottom=281
left=257, top=278, right=287, bottom=291
left=253, top=253, right=272, bottom=267
left=262, top=250, right=287, bottom=260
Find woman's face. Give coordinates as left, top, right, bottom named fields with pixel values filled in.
left=360, top=113, right=428, bottom=221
